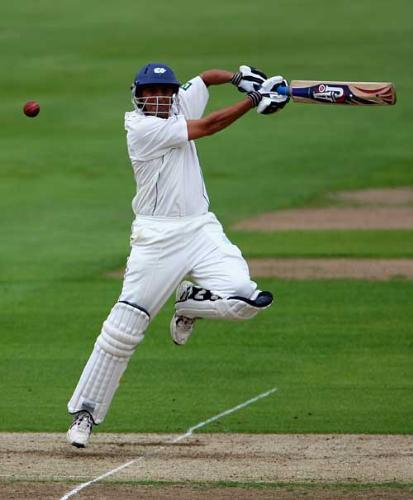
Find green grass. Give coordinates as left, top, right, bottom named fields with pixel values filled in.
left=1, top=0, right=412, bottom=224
left=20, top=479, right=412, bottom=491
left=0, top=0, right=412, bottom=434
left=75, top=480, right=413, bottom=491
left=3, top=479, right=413, bottom=495
left=0, top=278, right=412, bottom=433
left=229, top=230, right=413, bottom=258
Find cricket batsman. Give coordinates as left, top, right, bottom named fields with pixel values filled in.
left=66, top=63, right=289, bottom=447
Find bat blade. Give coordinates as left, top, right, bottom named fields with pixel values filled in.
left=278, top=80, right=396, bottom=105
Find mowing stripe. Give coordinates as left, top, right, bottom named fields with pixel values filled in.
left=60, top=387, right=277, bottom=499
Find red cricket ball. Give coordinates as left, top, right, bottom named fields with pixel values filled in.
left=23, top=101, right=40, bottom=118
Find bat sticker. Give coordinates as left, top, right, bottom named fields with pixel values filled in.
left=313, top=84, right=346, bottom=103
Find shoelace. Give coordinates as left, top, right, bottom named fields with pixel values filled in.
left=176, top=316, right=193, bottom=331
left=73, top=413, right=92, bottom=431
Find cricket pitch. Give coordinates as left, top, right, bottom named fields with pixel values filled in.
left=1, top=433, right=413, bottom=499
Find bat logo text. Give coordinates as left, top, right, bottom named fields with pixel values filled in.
left=313, top=84, right=345, bottom=103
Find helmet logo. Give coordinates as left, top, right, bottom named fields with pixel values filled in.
left=154, top=67, right=167, bottom=74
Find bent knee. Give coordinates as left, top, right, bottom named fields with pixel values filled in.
left=98, top=301, right=150, bottom=357
left=226, top=279, right=257, bottom=300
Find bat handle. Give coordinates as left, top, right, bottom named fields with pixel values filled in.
left=276, top=85, right=290, bottom=96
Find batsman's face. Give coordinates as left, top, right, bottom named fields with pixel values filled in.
left=139, top=85, right=175, bottom=118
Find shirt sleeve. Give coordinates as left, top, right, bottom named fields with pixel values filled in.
left=178, top=76, right=209, bottom=120
left=126, top=114, right=188, bottom=162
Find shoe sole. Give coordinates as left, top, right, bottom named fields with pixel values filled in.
left=71, top=441, right=86, bottom=448
left=171, top=281, right=195, bottom=346
left=170, top=315, right=184, bottom=346
left=67, top=430, right=88, bottom=448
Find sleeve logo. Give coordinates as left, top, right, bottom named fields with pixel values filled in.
left=180, top=81, right=192, bottom=91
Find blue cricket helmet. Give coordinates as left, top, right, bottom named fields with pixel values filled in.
left=133, top=63, right=181, bottom=93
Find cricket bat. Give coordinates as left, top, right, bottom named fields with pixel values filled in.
left=276, top=80, right=396, bottom=105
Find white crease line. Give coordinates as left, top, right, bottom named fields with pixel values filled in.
left=60, top=386, right=277, bottom=499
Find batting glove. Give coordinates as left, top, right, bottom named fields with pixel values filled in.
left=247, top=76, right=290, bottom=114
left=231, top=65, right=268, bottom=93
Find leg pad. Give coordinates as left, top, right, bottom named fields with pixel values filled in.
left=67, top=302, right=149, bottom=423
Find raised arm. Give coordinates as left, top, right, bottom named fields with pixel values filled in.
left=200, top=69, right=234, bottom=87
left=200, top=66, right=268, bottom=92
left=187, top=75, right=290, bottom=141
left=187, top=96, right=254, bottom=140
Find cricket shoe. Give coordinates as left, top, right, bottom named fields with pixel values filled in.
left=170, top=280, right=196, bottom=346
left=67, top=411, right=94, bottom=448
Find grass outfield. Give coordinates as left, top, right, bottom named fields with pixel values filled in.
left=228, top=230, right=413, bottom=258
left=1, top=0, right=412, bottom=436
left=0, top=278, right=412, bottom=433
left=1, top=0, right=412, bottom=225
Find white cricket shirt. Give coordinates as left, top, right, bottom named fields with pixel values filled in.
left=125, top=76, right=210, bottom=217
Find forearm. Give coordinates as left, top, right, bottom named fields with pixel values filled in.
left=204, top=98, right=253, bottom=133
left=200, top=69, right=234, bottom=87
left=187, top=97, right=254, bottom=140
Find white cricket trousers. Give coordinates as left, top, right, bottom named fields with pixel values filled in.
left=68, top=212, right=257, bottom=422
left=119, top=211, right=257, bottom=315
